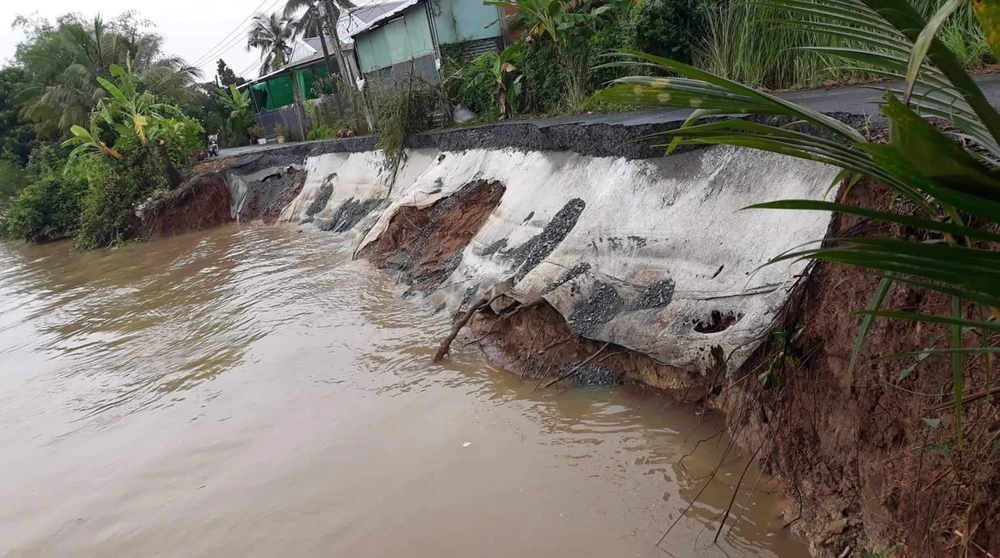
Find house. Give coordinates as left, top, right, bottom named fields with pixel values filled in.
left=349, top=0, right=506, bottom=85
left=242, top=5, right=393, bottom=140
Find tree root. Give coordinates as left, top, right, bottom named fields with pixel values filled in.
left=538, top=342, right=611, bottom=390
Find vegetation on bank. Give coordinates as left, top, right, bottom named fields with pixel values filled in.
left=0, top=0, right=994, bottom=249
left=0, top=11, right=282, bottom=247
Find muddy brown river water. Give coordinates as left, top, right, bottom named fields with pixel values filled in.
left=0, top=224, right=808, bottom=557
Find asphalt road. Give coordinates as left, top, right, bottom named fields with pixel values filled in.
left=219, top=75, right=1000, bottom=159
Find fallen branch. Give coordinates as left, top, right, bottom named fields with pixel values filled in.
left=540, top=342, right=611, bottom=390
left=433, top=295, right=541, bottom=363
left=433, top=297, right=492, bottom=363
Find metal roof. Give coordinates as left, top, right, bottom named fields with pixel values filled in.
left=347, top=0, right=419, bottom=37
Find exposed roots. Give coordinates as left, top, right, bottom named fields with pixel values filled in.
left=716, top=178, right=1000, bottom=557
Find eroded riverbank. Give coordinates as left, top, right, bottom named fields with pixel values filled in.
left=0, top=225, right=807, bottom=557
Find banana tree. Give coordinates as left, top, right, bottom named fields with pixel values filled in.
left=486, top=0, right=625, bottom=111
left=218, top=83, right=254, bottom=144
left=467, top=43, right=525, bottom=119
left=600, top=0, right=1000, bottom=444
left=64, top=60, right=189, bottom=188
left=62, top=122, right=122, bottom=164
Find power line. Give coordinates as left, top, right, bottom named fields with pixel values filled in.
left=191, top=0, right=275, bottom=68
left=238, top=58, right=267, bottom=79
left=191, top=0, right=284, bottom=69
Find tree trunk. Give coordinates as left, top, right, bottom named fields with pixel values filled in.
left=315, top=20, right=345, bottom=118
left=289, top=72, right=309, bottom=140
left=154, top=139, right=183, bottom=190
left=323, top=2, right=354, bottom=90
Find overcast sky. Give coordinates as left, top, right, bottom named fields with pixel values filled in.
left=1, top=0, right=381, bottom=81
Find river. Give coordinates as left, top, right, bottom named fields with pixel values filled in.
left=0, top=224, right=807, bottom=557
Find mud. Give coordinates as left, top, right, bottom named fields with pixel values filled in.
left=139, top=172, right=232, bottom=240
left=465, top=300, right=703, bottom=396
left=717, top=179, right=1000, bottom=557
left=358, top=180, right=506, bottom=291
left=318, top=198, right=383, bottom=233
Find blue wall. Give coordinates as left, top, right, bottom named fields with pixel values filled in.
left=356, top=5, right=436, bottom=73
left=431, top=0, right=502, bottom=45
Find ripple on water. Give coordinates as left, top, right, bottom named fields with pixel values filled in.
left=0, top=224, right=807, bottom=558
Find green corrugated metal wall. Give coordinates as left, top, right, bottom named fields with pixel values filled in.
left=250, top=64, right=334, bottom=111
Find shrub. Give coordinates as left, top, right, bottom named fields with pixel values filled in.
left=156, top=115, right=205, bottom=168
left=306, top=80, right=371, bottom=136
left=632, top=0, right=707, bottom=64
left=76, top=139, right=166, bottom=249
left=0, top=159, right=27, bottom=206
left=587, top=13, right=636, bottom=93
left=4, top=154, right=89, bottom=243
left=462, top=54, right=503, bottom=119
left=307, top=126, right=336, bottom=140
left=521, top=40, right=566, bottom=114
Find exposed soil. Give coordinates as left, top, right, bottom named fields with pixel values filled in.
left=718, top=179, right=1000, bottom=557
left=358, top=180, right=506, bottom=291
left=138, top=172, right=232, bottom=241
left=465, top=300, right=706, bottom=395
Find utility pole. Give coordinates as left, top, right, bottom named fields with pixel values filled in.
left=320, top=0, right=355, bottom=90
left=312, top=4, right=344, bottom=117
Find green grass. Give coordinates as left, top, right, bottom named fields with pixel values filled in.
left=694, top=0, right=994, bottom=91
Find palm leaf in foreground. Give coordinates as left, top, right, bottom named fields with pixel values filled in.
left=598, top=0, right=1000, bottom=373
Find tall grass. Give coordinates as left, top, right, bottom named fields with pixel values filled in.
left=912, top=0, right=994, bottom=67
left=695, top=0, right=994, bottom=90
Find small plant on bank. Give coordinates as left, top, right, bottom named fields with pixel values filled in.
left=370, top=72, right=437, bottom=181
left=463, top=44, right=525, bottom=120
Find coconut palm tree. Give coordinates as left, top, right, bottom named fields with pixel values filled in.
left=283, top=0, right=356, bottom=88
left=246, top=12, right=306, bottom=139
left=17, top=14, right=201, bottom=136
left=247, top=12, right=297, bottom=77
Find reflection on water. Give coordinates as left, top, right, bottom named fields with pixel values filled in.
left=0, top=225, right=805, bottom=557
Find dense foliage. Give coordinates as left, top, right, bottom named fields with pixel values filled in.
left=3, top=146, right=88, bottom=242
left=0, top=10, right=223, bottom=247
left=632, top=0, right=705, bottom=64
left=14, top=12, right=201, bottom=137
left=0, top=67, right=36, bottom=165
